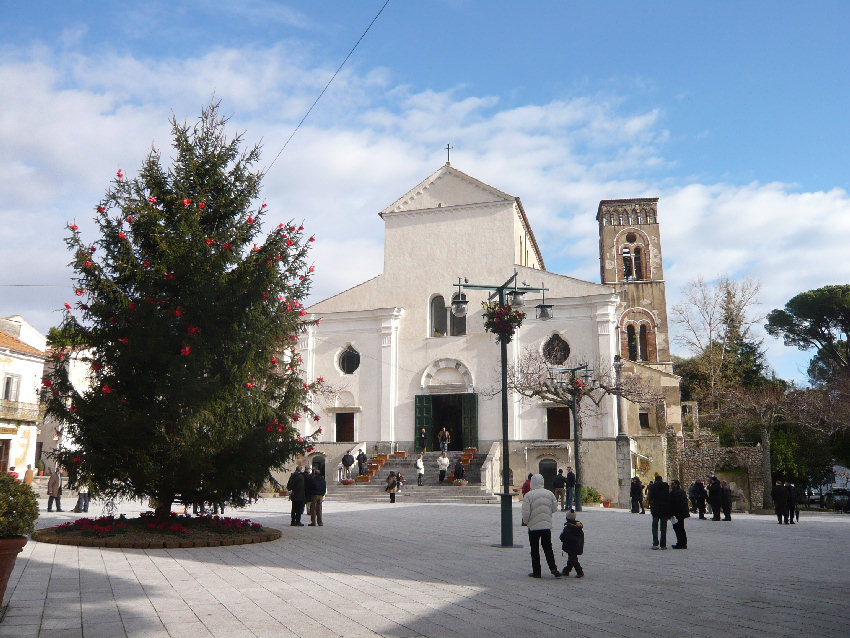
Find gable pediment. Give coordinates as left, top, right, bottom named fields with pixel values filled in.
left=380, top=164, right=515, bottom=216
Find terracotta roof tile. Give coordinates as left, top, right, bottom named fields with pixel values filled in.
left=0, top=330, right=46, bottom=357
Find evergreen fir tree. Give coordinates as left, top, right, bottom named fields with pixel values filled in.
left=45, top=103, right=321, bottom=517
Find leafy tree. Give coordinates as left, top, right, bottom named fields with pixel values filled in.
left=766, top=284, right=850, bottom=380
left=44, top=103, right=320, bottom=517
left=47, top=325, right=87, bottom=347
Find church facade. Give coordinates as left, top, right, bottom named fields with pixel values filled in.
left=298, top=164, right=682, bottom=504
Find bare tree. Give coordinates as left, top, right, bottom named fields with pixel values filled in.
left=672, top=276, right=762, bottom=406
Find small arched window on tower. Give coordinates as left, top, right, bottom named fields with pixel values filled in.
left=633, top=246, right=643, bottom=280
left=431, top=295, right=447, bottom=337
left=450, top=293, right=466, bottom=336
left=623, top=247, right=634, bottom=281
left=639, top=324, right=649, bottom=361
left=627, top=325, right=638, bottom=361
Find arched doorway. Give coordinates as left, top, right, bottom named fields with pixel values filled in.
left=539, top=458, right=557, bottom=491
left=310, top=455, right=326, bottom=477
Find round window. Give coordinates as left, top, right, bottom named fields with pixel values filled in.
left=625, top=233, right=637, bottom=243
left=543, top=334, right=570, bottom=365
left=339, top=346, right=360, bottom=374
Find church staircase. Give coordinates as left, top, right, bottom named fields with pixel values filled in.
left=326, top=450, right=498, bottom=504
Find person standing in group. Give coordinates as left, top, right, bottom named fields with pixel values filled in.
left=521, top=474, right=561, bottom=579
left=286, top=466, right=306, bottom=526
left=74, top=478, right=90, bottom=513
left=720, top=480, right=732, bottom=521
left=341, top=450, right=355, bottom=479
left=785, top=482, right=797, bottom=525
left=521, top=473, right=533, bottom=497
left=670, top=480, right=690, bottom=549
left=707, top=476, right=722, bottom=521
left=648, top=475, right=671, bottom=549
left=692, top=478, right=708, bottom=519
left=356, top=449, right=368, bottom=476
left=630, top=477, right=643, bottom=513
left=559, top=510, right=585, bottom=578
left=553, top=469, right=567, bottom=511
left=438, top=427, right=450, bottom=453
left=419, top=427, right=427, bottom=453
left=437, top=451, right=449, bottom=483
left=772, top=480, right=788, bottom=524
left=565, top=466, right=576, bottom=511
left=386, top=471, right=398, bottom=503
left=309, top=470, right=326, bottom=526
left=23, top=464, right=34, bottom=486
left=415, top=453, right=425, bottom=486
left=47, top=467, right=62, bottom=512
left=453, top=459, right=465, bottom=482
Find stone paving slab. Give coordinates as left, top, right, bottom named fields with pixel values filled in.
left=2, top=497, right=848, bottom=637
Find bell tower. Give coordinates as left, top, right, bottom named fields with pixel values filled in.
left=597, top=198, right=672, bottom=370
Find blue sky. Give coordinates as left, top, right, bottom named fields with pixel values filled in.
left=2, top=1, right=848, bottom=382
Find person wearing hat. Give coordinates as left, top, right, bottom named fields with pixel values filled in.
left=521, top=473, right=561, bottom=578
left=559, top=510, right=585, bottom=577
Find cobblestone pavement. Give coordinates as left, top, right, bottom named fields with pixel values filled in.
left=2, top=496, right=848, bottom=637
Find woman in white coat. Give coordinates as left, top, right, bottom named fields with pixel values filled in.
left=521, top=474, right=561, bottom=578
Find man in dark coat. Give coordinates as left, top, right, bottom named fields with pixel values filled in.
left=565, top=466, right=576, bottom=511
left=341, top=450, right=355, bottom=479
left=356, top=449, right=368, bottom=476
left=453, top=459, right=465, bottom=481
left=720, top=480, right=733, bottom=521
left=772, top=480, right=788, bottom=524
left=286, top=466, right=306, bottom=526
left=670, top=480, right=690, bottom=549
left=693, top=479, right=708, bottom=519
left=707, top=476, right=722, bottom=521
left=309, top=471, right=327, bottom=526
left=785, top=483, right=797, bottom=525
left=553, top=469, right=568, bottom=511
left=648, top=475, right=671, bottom=549
left=630, top=477, right=643, bottom=514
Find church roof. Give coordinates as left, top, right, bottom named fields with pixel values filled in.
left=379, top=163, right=545, bottom=269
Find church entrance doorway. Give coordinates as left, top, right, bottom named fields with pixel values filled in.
left=335, top=413, right=355, bottom=442
left=539, top=458, right=557, bottom=491
left=415, top=393, right=477, bottom=452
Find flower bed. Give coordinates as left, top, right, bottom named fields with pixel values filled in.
left=32, top=512, right=280, bottom=549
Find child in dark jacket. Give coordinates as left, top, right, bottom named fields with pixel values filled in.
left=559, top=510, right=585, bottom=578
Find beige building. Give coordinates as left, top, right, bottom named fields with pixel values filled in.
left=296, top=165, right=682, bottom=505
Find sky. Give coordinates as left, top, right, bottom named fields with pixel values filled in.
left=1, top=0, right=848, bottom=383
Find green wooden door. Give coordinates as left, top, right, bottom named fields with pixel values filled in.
left=414, top=395, right=433, bottom=452
left=461, top=393, right=478, bottom=450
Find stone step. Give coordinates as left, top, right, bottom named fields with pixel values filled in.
left=326, top=483, right=499, bottom=504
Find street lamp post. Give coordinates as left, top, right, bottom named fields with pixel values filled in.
left=451, top=272, right=550, bottom=547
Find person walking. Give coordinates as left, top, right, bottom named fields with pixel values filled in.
left=415, top=453, right=425, bottom=486
left=630, top=477, right=643, bottom=513
left=386, top=471, right=398, bottom=503
left=438, top=427, right=450, bottom=453
left=559, top=510, right=585, bottom=578
left=47, top=467, right=63, bottom=512
left=565, top=466, right=576, bottom=511
left=772, top=480, right=788, bottom=524
left=341, top=450, right=355, bottom=480
left=521, top=474, right=561, bottom=579
left=693, top=478, right=708, bottom=519
left=707, top=476, right=722, bottom=521
left=309, top=470, right=326, bottom=526
left=356, top=449, right=368, bottom=476
left=648, top=475, right=671, bottom=549
left=720, top=480, right=732, bottom=521
left=286, top=466, right=306, bottom=526
left=437, top=451, right=450, bottom=483
left=670, top=480, right=690, bottom=549
left=553, top=469, right=567, bottom=511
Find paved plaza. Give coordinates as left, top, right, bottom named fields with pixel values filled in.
left=2, top=494, right=848, bottom=638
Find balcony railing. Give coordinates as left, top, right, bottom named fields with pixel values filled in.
left=0, top=399, right=41, bottom=423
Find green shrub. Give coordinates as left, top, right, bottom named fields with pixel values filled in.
left=0, top=471, right=39, bottom=537
left=582, top=485, right=602, bottom=503
left=35, top=458, right=45, bottom=471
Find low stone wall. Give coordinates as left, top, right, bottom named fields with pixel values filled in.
left=680, top=438, right=765, bottom=510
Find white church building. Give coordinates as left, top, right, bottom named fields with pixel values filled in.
left=299, top=163, right=682, bottom=504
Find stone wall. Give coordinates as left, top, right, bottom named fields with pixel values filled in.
left=680, top=435, right=765, bottom=510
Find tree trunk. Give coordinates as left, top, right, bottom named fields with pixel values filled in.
left=761, top=426, right=773, bottom=509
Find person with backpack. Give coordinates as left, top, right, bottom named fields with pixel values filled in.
left=559, top=510, right=585, bottom=578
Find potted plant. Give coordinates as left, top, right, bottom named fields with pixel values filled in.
left=0, top=471, right=39, bottom=606
left=35, top=458, right=45, bottom=477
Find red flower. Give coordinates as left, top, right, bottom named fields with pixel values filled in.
left=126, top=215, right=135, bottom=223
left=246, top=382, right=255, bottom=388
left=317, top=427, right=322, bottom=433
left=143, top=260, right=151, bottom=268
left=247, top=215, right=254, bottom=224
left=286, top=239, right=293, bottom=247
left=181, top=345, right=191, bottom=356
left=64, top=302, right=71, bottom=309
left=173, top=307, right=183, bottom=317
left=306, top=446, right=314, bottom=453
left=313, top=415, right=320, bottom=422
left=223, top=242, right=232, bottom=251
left=266, top=425, right=273, bottom=432
left=276, top=425, right=283, bottom=432
left=42, top=379, right=52, bottom=387
left=75, top=289, right=84, bottom=296
left=92, top=364, right=102, bottom=371
left=297, top=435, right=303, bottom=442
left=183, top=198, right=191, bottom=207
left=205, top=238, right=213, bottom=245
left=275, top=254, right=281, bottom=260
left=84, top=260, right=93, bottom=269
left=188, top=325, right=200, bottom=336
left=270, top=356, right=277, bottom=365
left=308, top=266, right=314, bottom=272
left=253, top=244, right=259, bottom=252
left=298, top=225, right=304, bottom=231
left=262, top=203, right=267, bottom=209
left=117, top=169, right=124, bottom=178
left=97, top=205, right=106, bottom=213
left=118, top=337, right=128, bottom=345
left=278, top=223, right=284, bottom=229
left=70, top=405, right=77, bottom=412
left=119, top=231, right=126, bottom=239
left=109, top=317, right=116, bottom=324
left=148, top=196, right=157, bottom=204
left=73, top=456, right=82, bottom=464
left=199, top=201, right=206, bottom=209
left=309, top=235, right=315, bottom=242
left=129, top=302, right=136, bottom=309
left=102, top=385, right=112, bottom=393
left=303, top=382, right=309, bottom=389
left=317, top=377, right=324, bottom=382
left=298, top=310, right=306, bottom=317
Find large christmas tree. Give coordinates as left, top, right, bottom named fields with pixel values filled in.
left=45, top=103, right=320, bottom=517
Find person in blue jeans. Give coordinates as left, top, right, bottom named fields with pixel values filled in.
left=565, top=466, right=576, bottom=510
left=438, top=427, right=450, bottom=453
